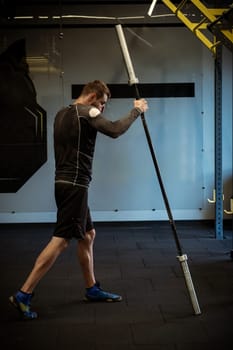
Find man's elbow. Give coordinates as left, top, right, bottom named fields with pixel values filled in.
left=109, top=131, right=121, bottom=139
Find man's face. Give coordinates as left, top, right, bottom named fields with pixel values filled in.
left=92, top=93, right=108, bottom=113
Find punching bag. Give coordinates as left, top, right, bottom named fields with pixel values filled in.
left=0, top=39, right=47, bottom=192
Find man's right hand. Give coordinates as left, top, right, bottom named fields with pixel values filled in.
left=134, top=98, right=149, bottom=113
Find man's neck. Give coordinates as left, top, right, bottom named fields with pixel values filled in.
left=74, top=96, right=86, bottom=105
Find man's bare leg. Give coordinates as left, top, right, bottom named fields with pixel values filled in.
left=78, top=228, right=122, bottom=302
left=9, top=236, right=69, bottom=320
left=20, top=236, right=69, bottom=293
left=77, top=229, right=96, bottom=288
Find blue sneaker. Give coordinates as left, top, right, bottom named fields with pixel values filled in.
left=9, top=291, right=38, bottom=320
left=85, top=284, right=122, bottom=302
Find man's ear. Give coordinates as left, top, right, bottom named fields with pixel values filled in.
left=87, top=92, right=96, bottom=104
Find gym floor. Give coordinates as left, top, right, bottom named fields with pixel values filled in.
left=0, top=220, right=232, bottom=350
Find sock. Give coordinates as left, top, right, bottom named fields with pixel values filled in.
left=86, top=281, right=100, bottom=291
left=86, top=285, right=95, bottom=291
left=16, top=290, right=33, bottom=305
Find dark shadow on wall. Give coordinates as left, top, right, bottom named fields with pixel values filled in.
left=0, top=39, right=47, bottom=193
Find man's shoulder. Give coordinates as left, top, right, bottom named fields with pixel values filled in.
left=88, top=107, right=101, bottom=118
left=56, top=105, right=71, bottom=116
left=76, top=104, right=101, bottom=119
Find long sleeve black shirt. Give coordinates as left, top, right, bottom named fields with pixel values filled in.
left=54, top=103, right=141, bottom=188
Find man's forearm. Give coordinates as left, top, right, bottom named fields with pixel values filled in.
left=91, top=108, right=142, bottom=138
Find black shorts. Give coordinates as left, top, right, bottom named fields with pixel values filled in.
left=53, top=182, right=94, bottom=240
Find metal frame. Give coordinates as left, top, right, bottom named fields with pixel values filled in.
left=161, top=0, right=233, bottom=54
left=214, top=45, right=223, bottom=239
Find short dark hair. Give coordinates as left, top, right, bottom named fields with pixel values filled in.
left=81, top=80, right=111, bottom=99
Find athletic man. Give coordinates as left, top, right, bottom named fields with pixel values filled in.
left=9, top=80, right=148, bottom=320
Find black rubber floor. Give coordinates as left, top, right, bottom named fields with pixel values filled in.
left=0, top=220, right=232, bottom=350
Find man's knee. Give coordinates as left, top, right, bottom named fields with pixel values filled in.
left=85, top=228, right=96, bottom=244
left=61, top=238, right=70, bottom=250
left=51, top=236, right=69, bottom=252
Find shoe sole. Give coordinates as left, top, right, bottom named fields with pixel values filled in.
left=9, top=295, right=21, bottom=312
left=9, top=295, right=25, bottom=319
left=83, top=296, right=122, bottom=303
left=9, top=295, right=37, bottom=320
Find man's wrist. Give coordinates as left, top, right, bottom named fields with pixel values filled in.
left=135, top=107, right=143, bottom=115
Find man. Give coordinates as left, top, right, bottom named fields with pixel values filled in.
left=9, top=80, right=148, bottom=320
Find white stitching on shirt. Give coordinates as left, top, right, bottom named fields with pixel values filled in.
left=73, top=105, right=81, bottom=185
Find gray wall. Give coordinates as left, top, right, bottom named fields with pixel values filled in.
left=0, top=26, right=232, bottom=222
